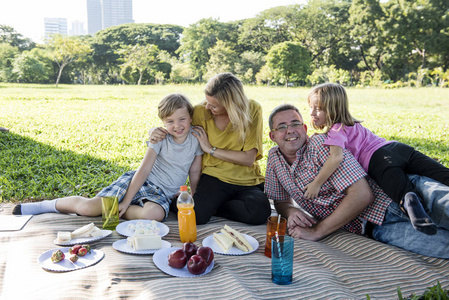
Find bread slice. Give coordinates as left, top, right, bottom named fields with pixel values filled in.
left=221, top=224, right=253, bottom=252
left=56, top=231, right=72, bottom=243
left=71, top=222, right=95, bottom=238
left=213, top=233, right=233, bottom=253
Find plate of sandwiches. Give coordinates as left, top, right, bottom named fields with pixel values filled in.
left=54, top=222, right=112, bottom=246
left=202, top=224, right=259, bottom=255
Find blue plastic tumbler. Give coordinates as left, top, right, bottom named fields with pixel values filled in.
left=271, top=235, right=294, bottom=285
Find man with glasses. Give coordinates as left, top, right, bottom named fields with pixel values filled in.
left=265, top=104, right=449, bottom=258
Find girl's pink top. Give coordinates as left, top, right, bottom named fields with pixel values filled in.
left=323, top=123, right=393, bottom=172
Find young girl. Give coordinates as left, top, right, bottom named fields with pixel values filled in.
left=13, top=94, right=203, bottom=222
left=305, top=83, right=449, bottom=235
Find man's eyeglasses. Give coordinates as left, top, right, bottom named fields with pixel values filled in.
left=271, top=121, right=304, bottom=132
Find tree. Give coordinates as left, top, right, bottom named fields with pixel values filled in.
left=46, top=35, right=92, bottom=86
left=204, top=40, right=239, bottom=81
left=238, top=6, right=297, bottom=54
left=117, top=44, right=160, bottom=85
left=177, top=18, right=239, bottom=80
left=235, top=51, right=266, bottom=84
left=90, top=23, right=183, bottom=84
left=0, top=25, right=35, bottom=51
left=291, top=0, right=351, bottom=66
left=12, top=48, right=53, bottom=83
left=0, top=43, right=19, bottom=82
left=349, top=0, right=386, bottom=73
left=266, top=42, right=311, bottom=86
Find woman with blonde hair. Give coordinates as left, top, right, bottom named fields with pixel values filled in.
left=149, top=73, right=270, bottom=225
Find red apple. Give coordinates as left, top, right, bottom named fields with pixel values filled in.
left=187, top=255, right=207, bottom=275
left=182, top=242, right=198, bottom=259
left=196, top=246, right=214, bottom=266
left=168, top=249, right=188, bottom=269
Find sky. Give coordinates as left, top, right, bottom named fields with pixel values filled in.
left=0, top=0, right=303, bottom=43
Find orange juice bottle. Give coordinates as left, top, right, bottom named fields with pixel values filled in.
left=177, top=185, right=197, bottom=242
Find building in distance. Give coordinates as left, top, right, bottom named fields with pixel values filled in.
left=44, top=18, right=68, bottom=40
left=87, top=0, right=134, bottom=35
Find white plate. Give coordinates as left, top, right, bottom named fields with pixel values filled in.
left=112, top=239, right=171, bottom=254
left=153, top=247, right=214, bottom=277
left=202, top=233, right=259, bottom=255
left=54, top=230, right=112, bottom=246
left=38, top=247, right=104, bottom=272
left=116, top=220, right=169, bottom=237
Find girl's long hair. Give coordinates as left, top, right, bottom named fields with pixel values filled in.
left=204, top=73, right=251, bottom=142
left=307, top=83, right=361, bottom=133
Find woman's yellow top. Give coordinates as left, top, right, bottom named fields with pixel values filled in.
left=192, top=99, right=264, bottom=186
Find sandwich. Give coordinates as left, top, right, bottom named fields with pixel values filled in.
left=71, top=222, right=102, bottom=238
left=220, top=224, right=253, bottom=252
left=213, top=232, right=233, bottom=253
left=56, top=231, right=72, bottom=243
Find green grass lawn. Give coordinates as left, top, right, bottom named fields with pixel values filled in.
left=1, top=83, right=448, bottom=202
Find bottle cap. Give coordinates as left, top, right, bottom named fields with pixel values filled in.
left=180, top=185, right=188, bottom=192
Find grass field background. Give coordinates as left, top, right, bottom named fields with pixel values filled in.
left=1, top=83, right=448, bottom=202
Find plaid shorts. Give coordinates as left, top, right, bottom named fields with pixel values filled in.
left=96, top=170, right=171, bottom=220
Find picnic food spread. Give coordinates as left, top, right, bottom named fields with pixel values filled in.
left=40, top=220, right=257, bottom=276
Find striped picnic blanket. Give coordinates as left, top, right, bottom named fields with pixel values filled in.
left=0, top=204, right=448, bottom=299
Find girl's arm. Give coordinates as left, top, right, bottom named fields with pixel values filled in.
left=304, top=145, right=343, bottom=199
left=188, top=155, right=203, bottom=195
left=191, top=125, right=257, bottom=167
left=118, top=148, right=157, bottom=217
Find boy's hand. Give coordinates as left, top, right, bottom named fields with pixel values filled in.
left=118, top=202, right=130, bottom=217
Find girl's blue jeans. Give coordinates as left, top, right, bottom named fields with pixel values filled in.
left=372, top=174, right=449, bottom=258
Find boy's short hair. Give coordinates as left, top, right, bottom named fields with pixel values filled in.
left=158, top=94, right=194, bottom=120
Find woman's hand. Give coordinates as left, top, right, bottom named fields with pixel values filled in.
left=191, top=125, right=213, bottom=153
left=148, top=127, right=169, bottom=144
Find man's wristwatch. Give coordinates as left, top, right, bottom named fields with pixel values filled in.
left=210, top=146, right=217, bottom=156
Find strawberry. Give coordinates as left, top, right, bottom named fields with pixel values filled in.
left=78, top=247, right=88, bottom=257
left=69, top=254, right=79, bottom=263
left=81, top=244, right=91, bottom=254
left=69, top=244, right=82, bottom=255
left=51, top=249, right=65, bottom=263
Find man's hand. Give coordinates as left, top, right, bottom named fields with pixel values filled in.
left=287, top=208, right=316, bottom=229
left=288, top=226, right=322, bottom=241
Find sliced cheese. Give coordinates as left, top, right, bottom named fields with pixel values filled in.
left=127, top=234, right=162, bottom=250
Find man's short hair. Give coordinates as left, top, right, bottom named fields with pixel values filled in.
left=268, top=104, right=303, bottom=130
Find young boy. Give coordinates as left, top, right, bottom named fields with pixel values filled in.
left=13, top=94, right=203, bottom=222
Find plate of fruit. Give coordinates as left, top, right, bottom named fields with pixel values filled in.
left=153, top=243, right=214, bottom=277
left=38, top=244, right=104, bottom=272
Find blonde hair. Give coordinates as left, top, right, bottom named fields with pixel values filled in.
left=158, top=93, right=194, bottom=120
left=307, top=83, right=361, bottom=133
left=204, top=73, right=251, bottom=142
